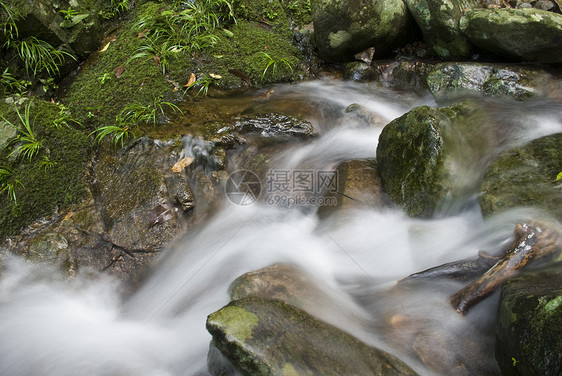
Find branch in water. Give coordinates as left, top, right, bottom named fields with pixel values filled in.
left=450, top=223, right=561, bottom=315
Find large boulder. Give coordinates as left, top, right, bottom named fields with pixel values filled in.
left=376, top=101, right=493, bottom=216
left=479, top=133, right=562, bottom=222
left=206, top=297, right=418, bottom=376
left=459, top=8, right=562, bottom=63
left=427, top=62, right=553, bottom=100
left=496, top=265, right=562, bottom=376
left=311, top=0, right=414, bottom=61
left=405, top=0, right=481, bottom=59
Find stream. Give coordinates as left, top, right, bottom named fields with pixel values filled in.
left=1, top=79, right=561, bottom=376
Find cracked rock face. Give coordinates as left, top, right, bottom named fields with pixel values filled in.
left=0, top=136, right=211, bottom=287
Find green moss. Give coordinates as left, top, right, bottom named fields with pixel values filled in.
left=198, top=21, right=302, bottom=88
left=0, top=98, right=90, bottom=238
left=480, top=133, right=562, bottom=221
left=62, top=1, right=188, bottom=129
left=208, top=305, right=259, bottom=342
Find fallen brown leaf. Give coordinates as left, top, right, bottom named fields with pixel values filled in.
left=115, top=65, right=125, bottom=78
left=184, top=72, right=196, bottom=87
left=99, top=41, right=111, bottom=52
left=171, top=157, right=194, bottom=172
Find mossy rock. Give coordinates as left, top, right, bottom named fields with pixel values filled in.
left=376, top=101, right=493, bottom=217
left=311, top=0, right=414, bottom=61
left=496, top=265, right=562, bottom=376
left=206, top=297, right=418, bottom=376
left=479, top=133, right=562, bottom=221
left=427, top=62, right=553, bottom=101
left=0, top=98, right=90, bottom=238
left=460, top=8, right=562, bottom=63
left=405, top=0, right=481, bottom=59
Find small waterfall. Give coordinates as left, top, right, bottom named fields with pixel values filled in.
left=0, top=80, right=561, bottom=376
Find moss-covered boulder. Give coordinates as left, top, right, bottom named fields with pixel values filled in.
left=311, top=0, right=414, bottom=61
left=206, top=297, right=418, bottom=376
left=229, top=263, right=363, bottom=328
left=459, top=8, right=562, bottom=63
left=426, top=62, right=553, bottom=101
left=405, top=0, right=481, bottom=59
left=479, top=133, right=562, bottom=221
left=496, top=265, right=562, bottom=376
left=376, top=101, right=493, bottom=216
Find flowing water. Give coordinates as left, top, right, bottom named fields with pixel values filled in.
left=1, top=79, right=561, bottom=376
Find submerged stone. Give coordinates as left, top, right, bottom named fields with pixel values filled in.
left=479, top=133, right=562, bottom=221
left=460, top=8, right=562, bottom=63
left=233, top=113, right=317, bottom=138
left=496, top=265, right=562, bottom=376
left=206, top=297, right=418, bottom=376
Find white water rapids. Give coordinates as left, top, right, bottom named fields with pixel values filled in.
left=1, top=80, right=561, bottom=376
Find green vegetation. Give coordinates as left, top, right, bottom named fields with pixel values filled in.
left=60, top=6, right=79, bottom=20
left=258, top=51, right=294, bottom=80
left=91, top=92, right=182, bottom=146
left=0, top=99, right=90, bottom=237
left=0, top=0, right=310, bottom=238
left=1, top=101, right=43, bottom=161
left=0, top=166, right=22, bottom=202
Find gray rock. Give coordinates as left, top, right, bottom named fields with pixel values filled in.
left=479, top=133, right=562, bottom=222
left=426, top=62, right=553, bottom=100
left=405, top=0, right=481, bottom=59
left=311, top=0, right=414, bottom=61
left=233, top=113, right=317, bottom=138
left=533, top=0, right=555, bottom=10
left=460, top=8, right=562, bottom=63
left=0, top=120, right=17, bottom=150
left=496, top=265, right=562, bottom=376
left=206, top=297, right=418, bottom=376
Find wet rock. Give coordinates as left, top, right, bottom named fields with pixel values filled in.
left=229, top=263, right=362, bottom=328
left=496, top=265, right=562, bottom=376
left=344, top=61, right=378, bottom=82
left=320, top=159, right=388, bottom=216
left=459, top=9, right=562, bottom=63
left=379, top=60, right=433, bottom=91
left=344, top=104, right=386, bottom=128
left=427, top=62, right=553, bottom=100
left=405, top=0, right=481, bottom=59
left=94, top=137, right=193, bottom=251
left=26, top=232, right=69, bottom=263
left=376, top=101, right=493, bottom=216
left=233, top=113, right=317, bottom=139
left=206, top=297, right=418, bottom=376
left=479, top=133, right=562, bottom=222
left=1, top=135, right=209, bottom=285
left=311, top=0, right=414, bottom=61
